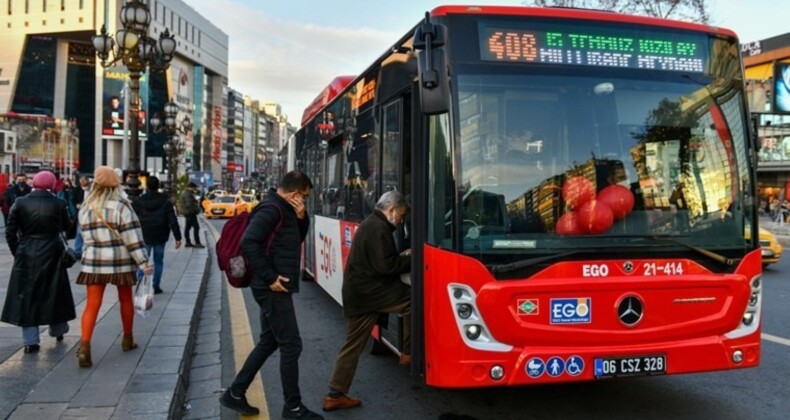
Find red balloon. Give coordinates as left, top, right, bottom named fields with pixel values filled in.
left=597, top=185, right=635, bottom=220
left=556, top=211, right=583, bottom=235
left=577, top=200, right=614, bottom=234
left=562, top=176, right=595, bottom=210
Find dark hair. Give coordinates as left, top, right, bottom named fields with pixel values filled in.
left=187, top=182, right=197, bottom=188
left=279, top=170, right=313, bottom=192
left=147, top=176, right=160, bottom=191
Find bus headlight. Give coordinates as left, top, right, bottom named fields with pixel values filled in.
left=742, top=311, right=755, bottom=326
left=749, top=292, right=759, bottom=307
left=448, top=284, right=512, bottom=352
left=465, top=325, right=482, bottom=340
left=457, top=303, right=473, bottom=319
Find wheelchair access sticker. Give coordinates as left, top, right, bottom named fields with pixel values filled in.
left=550, top=298, right=591, bottom=324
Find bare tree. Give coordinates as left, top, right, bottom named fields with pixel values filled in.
left=522, top=0, right=711, bottom=24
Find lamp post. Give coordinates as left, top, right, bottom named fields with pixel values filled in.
left=91, top=0, right=176, bottom=199
left=151, top=99, right=190, bottom=202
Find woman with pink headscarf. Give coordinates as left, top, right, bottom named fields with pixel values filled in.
left=1, top=171, right=75, bottom=354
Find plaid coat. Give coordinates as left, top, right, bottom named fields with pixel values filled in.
left=78, top=198, right=149, bottom=276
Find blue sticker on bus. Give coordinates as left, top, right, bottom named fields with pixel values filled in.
left=565, top=355, right=584, bottom=376
left=525, top=357, right=545, bottom=378
left=550, top=298, right=592, bottom=324
left=546, top=356, right=565, bottom=377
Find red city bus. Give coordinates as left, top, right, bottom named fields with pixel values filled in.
left=291, top=5, right=762, bottom=387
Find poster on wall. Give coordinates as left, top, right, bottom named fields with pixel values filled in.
left=168, top=58, right=194, bottom=165
left=0, top=113, right=80, bottom=176
left=101, top=67, right=148, bottom=139
left=774, top=62, right=790, bottom=114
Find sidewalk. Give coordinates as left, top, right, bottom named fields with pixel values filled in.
left=0, top=219, right=210, bottom=420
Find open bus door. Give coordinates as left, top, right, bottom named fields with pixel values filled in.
left=369, top=91, right=416, bottom=361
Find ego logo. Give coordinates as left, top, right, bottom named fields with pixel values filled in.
left=318, top=232, right=337, bottom=278
left=550, top=298, right=591, bottom=324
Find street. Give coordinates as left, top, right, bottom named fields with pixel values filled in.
left=208, top=218, right=790, bottom=420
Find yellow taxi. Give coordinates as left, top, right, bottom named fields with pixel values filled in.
left=759, top=227, right=783, bottom=267
left=204, top=195, right=242, bottom=219
left=238, top=194, right=259, bottom=213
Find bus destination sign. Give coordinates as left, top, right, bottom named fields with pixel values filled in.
left=479, top=23, right=708, bottom=73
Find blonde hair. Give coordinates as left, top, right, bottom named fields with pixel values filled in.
left=82, top=184, right=124, bottom=217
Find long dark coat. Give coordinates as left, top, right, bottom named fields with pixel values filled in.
left=1, top=190, right=76, bottom=327
left=342, top=210, right=410, bottom=317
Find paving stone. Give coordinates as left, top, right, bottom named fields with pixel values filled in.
left=8, top=403, right=68, bottom=420
left=184, top=378, right=221, bottom=400
left=194, top=340, right=220, bottom=354
left=182, top=395, right=222, bottom=419
left=190, top=364, right=221, bottom=383
left=190, top=352, right=220, bottom=369
left=114, top=391, right=173, bottom=415
left=148, top=334, right=189, bottom=347
left=126, top=374, right=179, bottom=393
left=62, top=406, right=116, bottom=419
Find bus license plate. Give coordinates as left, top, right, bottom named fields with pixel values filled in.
left=594, top=355, right=666, bottom=378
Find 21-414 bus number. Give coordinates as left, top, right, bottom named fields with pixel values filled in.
left=643, top=262, right=684, bottom=276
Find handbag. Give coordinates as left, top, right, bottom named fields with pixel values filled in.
left=60, top=234, right=79, bottom=268
left=134, top=248, right=155, bottom=318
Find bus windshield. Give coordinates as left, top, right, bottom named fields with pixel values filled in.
left=450, top=45, right=753, bottom=259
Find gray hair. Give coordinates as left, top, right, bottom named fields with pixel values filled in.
left=375, top=191, right=409, bottom=212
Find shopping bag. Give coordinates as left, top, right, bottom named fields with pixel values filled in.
left=134, top=274, right=154, bottom=318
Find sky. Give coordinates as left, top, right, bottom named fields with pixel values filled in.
left=180, top=0, right=787, bottom=127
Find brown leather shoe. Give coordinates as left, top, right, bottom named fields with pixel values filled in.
left=322, top=394, right=361, bottom=411
left=399, top=354, right=412, bottom=365
left=122, top=334, right=138, bottom=351
left=77, top=341, right=92, bottom=368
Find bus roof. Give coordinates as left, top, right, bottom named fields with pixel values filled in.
left=430, top=5, right=737, bottom=39
left=301, top=76, right=356, bottom=126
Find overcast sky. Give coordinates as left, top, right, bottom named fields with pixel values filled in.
left=181, top=0, right=786, bottom=127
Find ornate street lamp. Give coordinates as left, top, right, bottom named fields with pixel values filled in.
left=91, top=0, right=176, bottom=199
left=151, top=99, right=190, bottom=202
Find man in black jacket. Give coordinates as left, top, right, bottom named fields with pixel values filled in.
left=220, top=171, right=322, bottom=419
left=132, top=177, right=182, bottom=294
left=323, top=191, right=411, bottom=412
left=1, top=174, right=32, bottom=225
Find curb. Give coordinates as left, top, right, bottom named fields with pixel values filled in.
left=168, top=224, right=212, bottom=419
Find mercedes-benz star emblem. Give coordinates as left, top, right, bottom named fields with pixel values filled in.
left=617, top=296, right=643, bottom=326
left=623, top=261, right=634, bottom=274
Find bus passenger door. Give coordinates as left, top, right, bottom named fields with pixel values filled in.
left=376, top=94, right=412, bottom=355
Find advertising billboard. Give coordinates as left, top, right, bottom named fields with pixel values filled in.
left=101, top=67, right=148, bottom=139
left=774, top=62, right=790, bottom=114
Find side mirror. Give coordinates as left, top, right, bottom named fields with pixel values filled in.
left=413, top=12, right=450, bottom=115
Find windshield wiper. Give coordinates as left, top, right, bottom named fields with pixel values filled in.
left=646, top=235, right=740, bottom=267
left=489, top=251, right=580, bottom=275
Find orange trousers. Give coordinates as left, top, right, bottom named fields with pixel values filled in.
left=81, top=284, right=134, bottom=342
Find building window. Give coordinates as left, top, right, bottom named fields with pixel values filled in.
left=42, top=0, right=46, bottom=12
left=60, top=18, right=64, bottom=24
left=42, top=19, right=46, bottom=25
left=25, top=0, right=29, bottom=14
left=61, top=0, right=64, bottom=11
left=8, top=0, right=11, bottom=14
left=192, top=26, right=195, bottom=44
left=153, top=1, right=157, bottom=21
left=198, top=31, right=201, bottom=47
left=79, top=0, right=83, bottom=9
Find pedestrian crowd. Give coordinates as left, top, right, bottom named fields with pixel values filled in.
left=1, top=166, right=183, bottom=368
left=2, top=168, right=414, bottom=420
